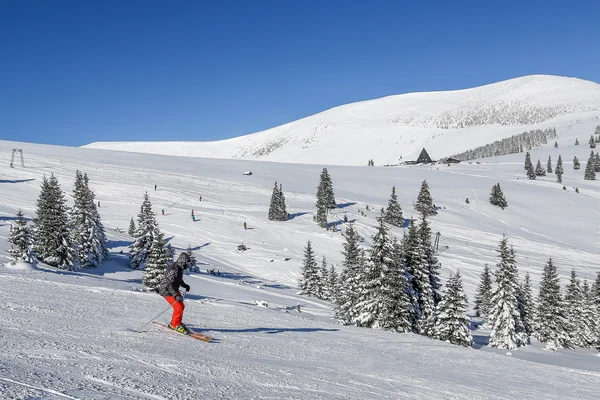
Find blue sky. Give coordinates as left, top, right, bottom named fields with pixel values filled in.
left=1, top=0, right=598, bottom=146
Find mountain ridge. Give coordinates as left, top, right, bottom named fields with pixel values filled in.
left=84, top=75, right=600, bottom=166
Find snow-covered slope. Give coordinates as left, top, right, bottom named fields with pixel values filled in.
left=84, top=75, right=600, bottom=166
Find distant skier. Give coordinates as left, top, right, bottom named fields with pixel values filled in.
left=243, top=221, right=247, bottom=230
left=158, top=253, right=191, bottom=333
left=162, top=209, right=165, bottom=215
left=199, top=196, right=202, bottom=202
left=98, top=201, right=100, bottom=207
left=154, top=185, right=157, bottom=191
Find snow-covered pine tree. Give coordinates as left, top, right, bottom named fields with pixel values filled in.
left=353, top=217, right=412, bottom=332
left=419, top=216, right=442, bottom=306
left=584, top=152, right=596, bottom=180
left=185, top=244, right=197, bottom=271
left=573, top=156, right=580, bottom=170
left=129, top=192, right=158, bottom=269
left=534, top=258, right=572, bottom=351
left=590, top=135, right=596, bottom=149
left=524, top=152, right=535, bottom=179
left=517, top=272, right=535, bottom=336
left=489, top=183, right=508, bottom=209
left=316, top=256, right=329, bottom=300
left=580, top=279, right=598, bottom=348
left=316, top=168, right=336, bottom=210
left=268, top=182, right=280, bottom=221
left=474, top=264, right=493, bottom=319
left=524, top=151, right=533, bottom=171
left=8, top=210, right=31, bottom=264
left=564, top=269, right=585, bottom=347
left=554, top=141, right=558, bottom=148
left=547, top=155, right=553, bottom=174
left=278, top=183, right=288, bottom=220
left=383, top=186, right=403, bottom=227
left=71, top=171, right=108, bottom=268
left=488, top=236, right=529, bottom=349
left=325, top=264, right=339, bottom=303
left=32, top=174, right=76, bottom=270
left=298, top=241, right=321, bottom=297
left=423, top=270, right=472, bottom=347
left=534, top=159, right=545, bottom=177
left=575, top=138, right=579, bottom=145
left=555, top=155, right=563, bottom=183
left=142, top=225, right=172, bottom=292
left=316, top=197, right=328, bottom=228
left=128, top=217, right=136, bottom=236
left=594, top=152, right=600, bottom=173
left=404, top=219, right=433, bottom=330
left=593, top=272, right=600, bottom=308
left=414, top=180, right=437, bottom=217
left=335, top=224, right=363, bottom=323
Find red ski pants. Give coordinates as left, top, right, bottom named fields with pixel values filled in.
left=164, top=292, right=185, bottom=327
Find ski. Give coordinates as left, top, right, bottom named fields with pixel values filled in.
left=152, top=321, right=212, bottom=342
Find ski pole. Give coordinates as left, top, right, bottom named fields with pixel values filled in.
left=135, top=304, right=172, bottom=333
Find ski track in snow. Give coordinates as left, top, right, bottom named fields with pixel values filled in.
left=1, top=115, right=600, bottom=399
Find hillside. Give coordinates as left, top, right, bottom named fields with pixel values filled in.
left=84, top=75, right=600, bottom=166
left=2, top=113, right=600, bottom=398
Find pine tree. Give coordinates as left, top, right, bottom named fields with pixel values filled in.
left=489, top=183, right=508, bottom=209
left=517, top=272, right=534, bottom=336
left=32, top=174, right=76, bottom=270
left=129, top=192, right=158, bottom=269
left=535, top=258, right=572, bottom=351
left=584, top=152, right=596, bottom=180
left=298, top=241, right=321, bottom=297
left=573, top=156, right=580, bottom=170
left=423, top=271, right=472, bottom=347
left=353, top=217, right=412, bottom=332
left=383, top=186, right=403, bottom=227
left=419, top=216, right=442, bottom=306
left=575, top=138, right=579, bottom=145
left=317, top=168, right=336, bottom=210
left=316, top=199, right=328, bottom=228
left=593, top=272, right=600, bottom=308
left=8, top=210, right=31, bottom=264
left=547, top=155, right=552, bottom=174
left=474, top=264, right=493, bottom=319
left=268, top=182, right=280, bottom=221
left=564, top=269, right=586, bottom=347
left=554, top=141, right=558, bottom=148
left=185, top=244, right=197, bottom=271
left=590, top=135, right=596, bottom=149
left=278, top=183, right=288, bottom=220
left=534, top=159, right=545, bottom=177
left=414, top=180, right=437, bottom=217
left=128, top=217, right=136, bottom=236
left=404, top=219, right=433, bottom=329
left=580, top=279, right=598, bottom=348
left=71, top=171, right=108, bottom=268
left=142, top=226, right=172, bottom=292
left=525, top=152, right=535, bottom=179
left=555, top=155, right=563, bottom=183
left=488, top=236, right=529, bottom=349
left=325, top=264, right=339, bottom=303
left=594, top=152, right=600, bottom=173
left=335, top=225, right=363, bottom=323
left=316, top=256, right=329, bottom=300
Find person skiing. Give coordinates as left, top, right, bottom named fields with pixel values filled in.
left=158, top=253, right=191, bottom=333
left=243, top=221, right=247, bottom=230
left=199, top=195, right=202, bottom=202
left=154, top=184, right=157, bottom=191
left=162, top=209, right=165, bottom=215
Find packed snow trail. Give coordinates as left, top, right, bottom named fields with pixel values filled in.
left=2, top=272, right=600, bottom=399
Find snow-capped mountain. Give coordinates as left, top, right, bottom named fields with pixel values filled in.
left=87, top=74, right=600, bottom=166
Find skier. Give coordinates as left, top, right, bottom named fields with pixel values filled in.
left=199, top=196, right=202, bottom=202
left=98, top=201, right=100, bottom=207
left=154, top=184, right=157, bottom=191
left=162, top=209, right=165, bottom=216
left=158, top=253, right=191, bottom=333
left=243, top=221, right=247, bottom=230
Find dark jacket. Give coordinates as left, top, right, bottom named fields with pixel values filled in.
left=158, top=253, right=189, bottom=297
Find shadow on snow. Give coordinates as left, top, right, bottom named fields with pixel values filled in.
left=0, top=178, right=35, bottom=184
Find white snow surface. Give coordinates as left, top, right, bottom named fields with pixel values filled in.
left=83, top=74, right=600, bottom=166
left=2, top=114, right=600, bottom=399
